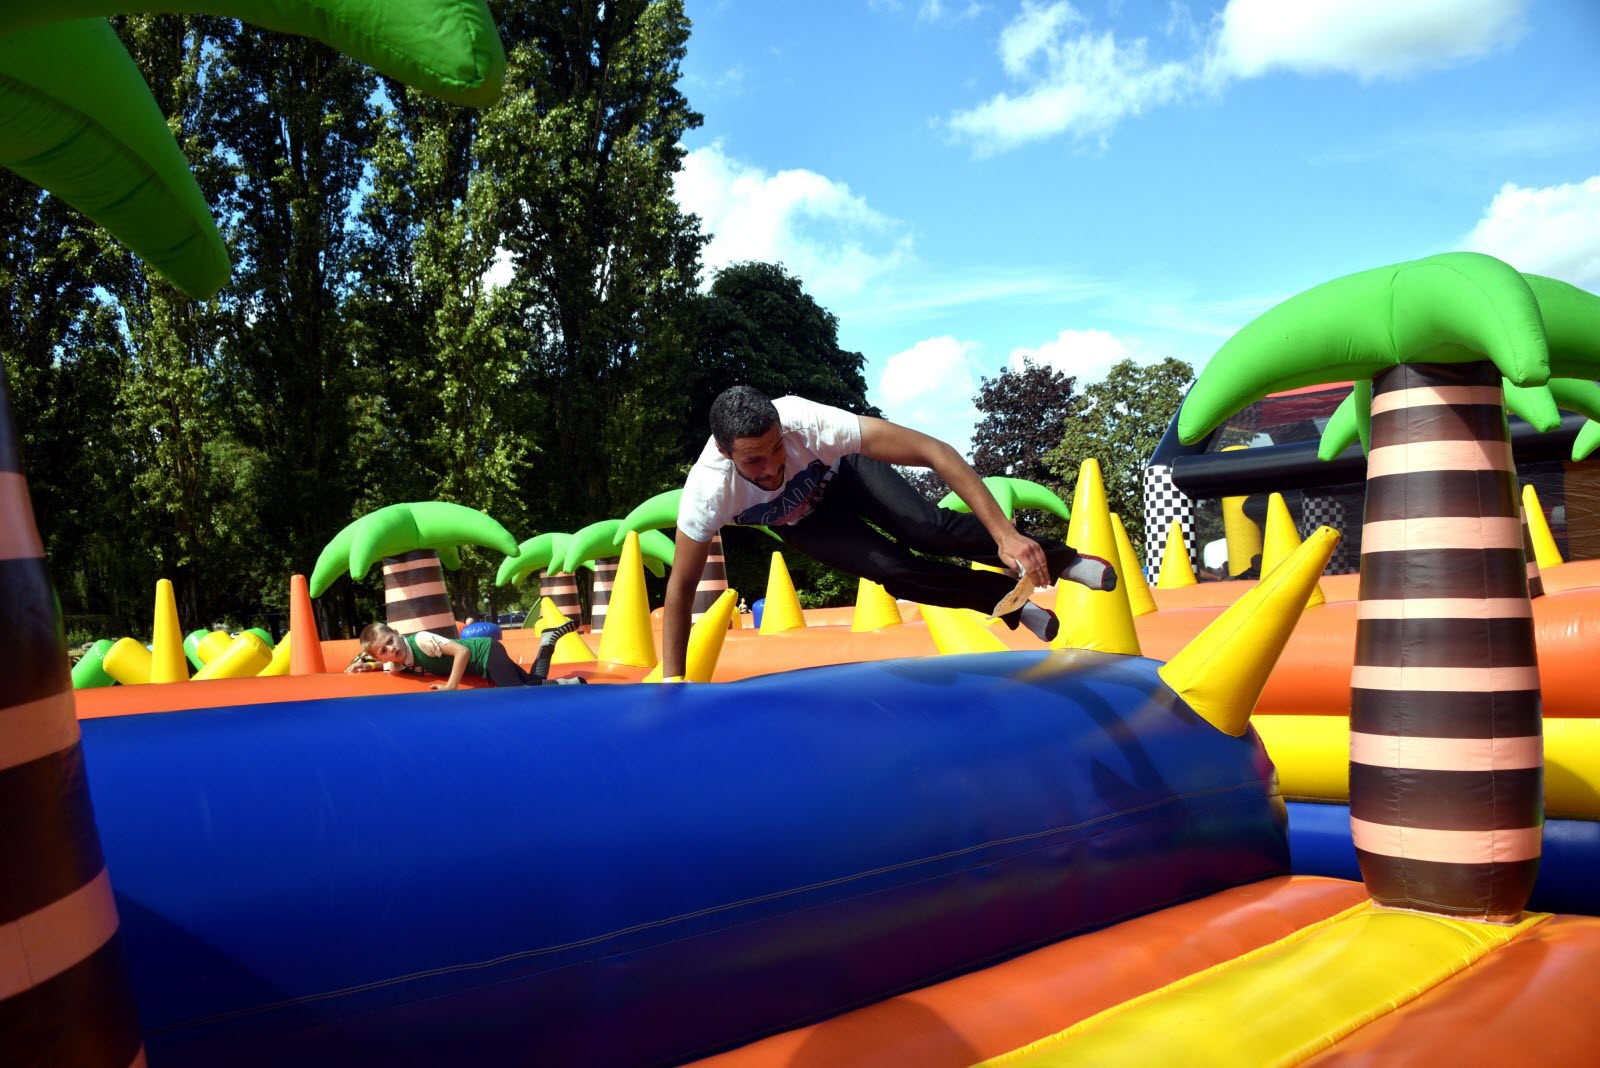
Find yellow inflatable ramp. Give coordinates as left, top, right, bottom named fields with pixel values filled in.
left=981, top=903, right=1548, bottom=1068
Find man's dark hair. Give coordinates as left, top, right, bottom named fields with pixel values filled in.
left=709, top=386, right=780, bottom=452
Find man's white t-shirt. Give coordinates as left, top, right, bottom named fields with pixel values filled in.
left=676, top=396, right=863, bottom=543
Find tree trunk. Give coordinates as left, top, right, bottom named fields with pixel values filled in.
left=1352, top=362, right=1542, bottom=921
left=540, top=568, right=582, bottom=626
left=381, top=550, right=458, bottom=639
left=589, top=557, right=618, bottom=634
left=692, top=532, right=729, bottom=623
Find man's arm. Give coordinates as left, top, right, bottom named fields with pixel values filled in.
left=857, top=415, right=1050, bottom=586
left=662, top=529, right=713, bottom=680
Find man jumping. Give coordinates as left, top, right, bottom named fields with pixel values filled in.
left=660, top=386, right=1117, bottom=680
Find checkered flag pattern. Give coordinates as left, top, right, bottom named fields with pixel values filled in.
left=1301, top=494, right=1358, bottom=574
left=1143, top=464, right=1194, bottom=582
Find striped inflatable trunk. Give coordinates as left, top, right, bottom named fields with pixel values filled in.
left=588, top=558, right=618, bottom=634
left=540, top=569, right=582, bottom=626
left=1351, top=363, right=1542, bottom=922
left=1520, top=497, right=1545, bottom=599
left=382, top=550, right=457, bottom=639
left=692, top=532, right=729, bottom=623
left=0, top=368, right=145, bottom=1064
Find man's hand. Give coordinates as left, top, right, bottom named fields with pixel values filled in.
left=995, top=529, right=1049, bottom=588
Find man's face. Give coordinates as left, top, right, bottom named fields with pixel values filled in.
left=722, top=424, right=785, bottom=491
left=368, top=631, right=407, bottom=664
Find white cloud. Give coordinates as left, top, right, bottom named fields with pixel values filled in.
left=1460, top=176, right=1600, bottom=291
left=951, top=4, right=1190, bottom=154
left=874, top=0, right=986, bottom=23
left=948, top=0, right=1529, bottom=153
left=674, top=142, right=912, bottom=302
left=1212, top=0, right=1527, bottom=81
left=1009, top=327, right=1149, bottom=384
left=876, top=336, right=987, bottom=456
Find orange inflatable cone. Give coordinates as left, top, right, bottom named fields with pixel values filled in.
left=288, top=573, right=327, bottom=675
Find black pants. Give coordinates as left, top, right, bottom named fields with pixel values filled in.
left=484, top=641, right=542, bottom=687
left=779, top=455, right=1077, bottom=618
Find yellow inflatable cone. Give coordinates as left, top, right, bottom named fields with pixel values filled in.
left=852, top=578, right=903, bottom=631
left=1156, top=518, right=1198, bottom=589
left=150, top=578, right=188, bottom=683
left=687, top=588, right=738, bottom=681
left=1054, top=459, right=1140, bottom=655
left=1219, top=447, right=1261, bottom=577
left=1262, top=493, right=1326, bottom=609
left=921, top=604, right=1007, bottom=655
left=1111, top=513, right=1157, bottom=616
left=537, top=597, right=595, bottom=663
left=1523, top=484, right=1564, bottom=569
left=759, top=552, right=806, bottom=634
left=597, top=531, right=656, bottom=667
left=1159, top=527, right=1340, bottom=736
left=1065, top=472, right=1090, bottom=548
left=259, top=634, right=293, bottom=677
left=644, top=588, right=740, bottom=682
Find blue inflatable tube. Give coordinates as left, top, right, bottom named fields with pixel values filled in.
left=81, top=651, right=1288, bottom=1067
left=1288, top=801, right=1600, bottom=915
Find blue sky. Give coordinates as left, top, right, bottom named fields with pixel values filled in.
left=672, top=0, right=1600, bottom=456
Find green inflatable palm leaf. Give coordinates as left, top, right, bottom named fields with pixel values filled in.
left=1182, top=253, right=1549, bottom=445
left=0, top=1, right=504, bottom=300
left=310, top=501, right=517, bottom=596
left=938, top=476, right=1069, bottom=522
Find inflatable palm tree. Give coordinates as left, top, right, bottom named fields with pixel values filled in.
left=1319, top=368, right=1600, bottom=602
left=310, top=502, right=518, bottom=640
left=496, top=531, right=583, bottom=623
left=937, top=475, right=1071, bottom=523
left=1179, top=253, right=1600, bottom=922
left=0, top=7, right=503, bottom=1062
left=614, top=488, right=733, bottom=622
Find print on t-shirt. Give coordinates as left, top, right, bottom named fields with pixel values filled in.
left=734, top=459, right=834, bottom=527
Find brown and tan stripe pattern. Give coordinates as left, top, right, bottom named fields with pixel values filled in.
left=0, top=369, right=146, bottom=1064
left=588, top=558, right=619, bottom=634
left=540, top=569, right=582, bottom=626
left=691, top=532, right=729, bottom=623
left=1520, top=497, right=1545, bottom=599
left=1352, top=363, right=1542, bottom=922
left=381, top=549, right=458, bottom=638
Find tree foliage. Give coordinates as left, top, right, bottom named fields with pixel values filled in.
left=968, top=358, right=1077, bottom=536
left=4, top=3, right=900, bottom=639
left=682, top=261, right=879, bottom=456
left=1046, top=357, right=1194, bottom=559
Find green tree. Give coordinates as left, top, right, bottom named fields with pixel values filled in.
left=1046, top=357, right=1193, bottom=556
left=968, top=358, right=1077, bottom=537
left=96, top=15, right=253, bottom=629
left=970, top=359, right=1077, bottom=482
left=490, top=0, right=706, bottom=525
left=682, top=261, right=879, bottom=456
left=0, top=168, right=138, bottom=635
left=197, top=23, right=385, bottom=633
left=348, top=81, right=543, bottom=623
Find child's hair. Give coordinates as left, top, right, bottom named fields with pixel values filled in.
left=359, top=621, right=397, bottom=651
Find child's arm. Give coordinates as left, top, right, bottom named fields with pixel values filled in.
left=432, top=640, right=472, bottom=691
